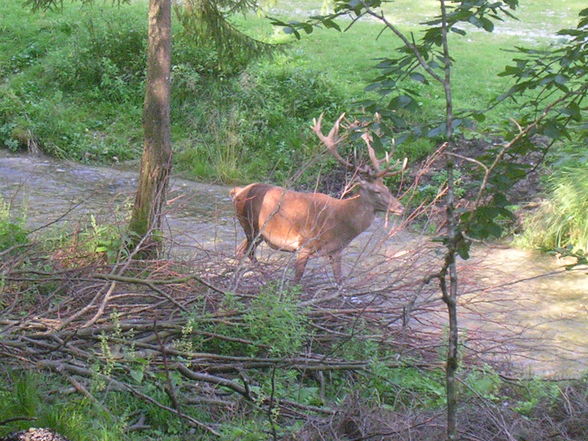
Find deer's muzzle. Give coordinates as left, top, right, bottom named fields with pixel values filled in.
left=388, top=204, right=404, bottom=216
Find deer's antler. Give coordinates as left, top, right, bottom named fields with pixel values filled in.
left=311, top=113, right=358, bottom=170
left=313, top=112, right=407, bottom=180
left=362, top=132, right=407, bottom=179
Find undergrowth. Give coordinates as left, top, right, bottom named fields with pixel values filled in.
left=0, top=2, right=349, bottom=185
left=0, top=197, right=28, bottom=251
left=0, top=362, right=585, bottom=440
left=516, top=164, right=588, bottom=252
left=173, top=59, right=347, bottom=184
left=2, top=231, right=588, bottom=440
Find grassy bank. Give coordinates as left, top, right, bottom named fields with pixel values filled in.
left=1, top=1, right=584, bottom=185
left=0, top=1, right=351, bottom=184
left=516, top=164, right=588, bottom=252
left=2, top=353, right=586, bottom=441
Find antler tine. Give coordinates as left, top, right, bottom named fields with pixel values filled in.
left=376, top=157, right=408, bottom=178
left=362, top=132, right=381, bottom=174
left=312, top=112, right=357, bottom=170
left=311, top=112, right=345, bottom=148
left=361, top=132, right=408, bottom=179
left=328, top=112, right=346, bottom=140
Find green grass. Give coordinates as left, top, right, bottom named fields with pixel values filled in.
left=268, top=0, right=585, bottom=32
left=515, top=164, right=588, bottom=252
left=0, top=197, right=28, bottom=251
left=0, top=2, right=146, bottom=160
left=234, top=0, right=586, bottom=158
left=0, top=0, right=585, bottom=184
left=0, top=372, right=123, bottom=441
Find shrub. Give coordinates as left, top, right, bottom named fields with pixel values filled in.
left=43, top=13, right=146, bottom=99
left=0, top=198, right=28, bottom=251
left=517, top=164, right=588, bottom=252
left=182, top=284, right=308, bottom=358
left=174, top=62, right=348, bottom=184
left=244, top=283, right=308, bottom=357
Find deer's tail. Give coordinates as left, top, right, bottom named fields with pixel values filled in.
left=229, top=187, right=243, bottom=200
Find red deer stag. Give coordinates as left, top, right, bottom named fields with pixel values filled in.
left=230, top=113, right=405, bottom=284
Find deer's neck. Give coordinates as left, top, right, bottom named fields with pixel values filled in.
left=339, top=194, right=377, bottom=235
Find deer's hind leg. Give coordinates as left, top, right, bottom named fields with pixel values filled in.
left=236, top=237, right=261, bottom=263
left=329, top=252, right=343, bottom=285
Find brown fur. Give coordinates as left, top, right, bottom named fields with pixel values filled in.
left=231, top=181, right=403, bottom=283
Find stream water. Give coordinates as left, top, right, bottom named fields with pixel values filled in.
left=0, top=150, right=586, bottom=377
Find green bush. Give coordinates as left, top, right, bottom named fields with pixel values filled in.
left=0, top=198, right=28, bottom=251
left=39, top=11, right=145, bottom=96
left=0, top=220, right=28, bottom=251
left=0, top=2, right=349, bottom=179
left=174, top=61, right=348, bottom=184
left=512, top=378, right=559, bottom=416
left=79, top=215, right=129, bottom=263
left=182, top=284, right=308, bottom=358
left=517, top=164, right=588, bottom=252
left=244, top=283, right=308, bottom=357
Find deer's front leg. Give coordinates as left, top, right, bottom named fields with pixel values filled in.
left=236, top=238, right=259, bottom=263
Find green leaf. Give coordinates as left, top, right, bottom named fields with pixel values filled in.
left=423, top=27, right=443, bottom=45
left=269, top=18, right=289, bottom=27
left=427, top=123, right=446, bottom=138
left=388, top=94, right=417, bottom=110
left=456, top=239, right=471, bottom=260
left=472, top=112, right=486, bottom=123
left=409, top=72, right=427, bottom=84
left=322, top=19, right=341, bottom=31
left=365, top=82, right=382, bottom=92
left=130, top=369, right=144, bottom=384
left=562, top=102, right=582, bottom=121
left=451, top=118, right=463, bottom=129
left=283, top=26, right=301, bottom=39
left=468, top=15, right=482, bottom=28
left=480, top=17, right=495, bottom=32
left=301, top=23, right=314, bottom=34
left=554, top=74, right=567, bottom=85
left=376, top=59, right=395, bottom=68
left=493, top=192, right=511, bottom=209
left=502, top=8, right=518, bottom=20
left=543, top=121, right=561, bottom=139
left=498, top=65, right=522, bottom=77
left=370, top=134, right=385, bottom=152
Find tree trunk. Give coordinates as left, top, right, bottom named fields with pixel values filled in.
left=443, top=163, right=459, bottom=441
left=128, top=0, right=172, bottom=250
left=439, top=1, right=459, bottom=439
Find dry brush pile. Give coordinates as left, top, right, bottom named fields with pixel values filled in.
left=0, top=233, right=441, bottom=431
left=1, top=228, right=585, bottom=439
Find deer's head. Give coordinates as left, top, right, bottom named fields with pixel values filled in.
left=357, top=179, right=404, bottom=215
